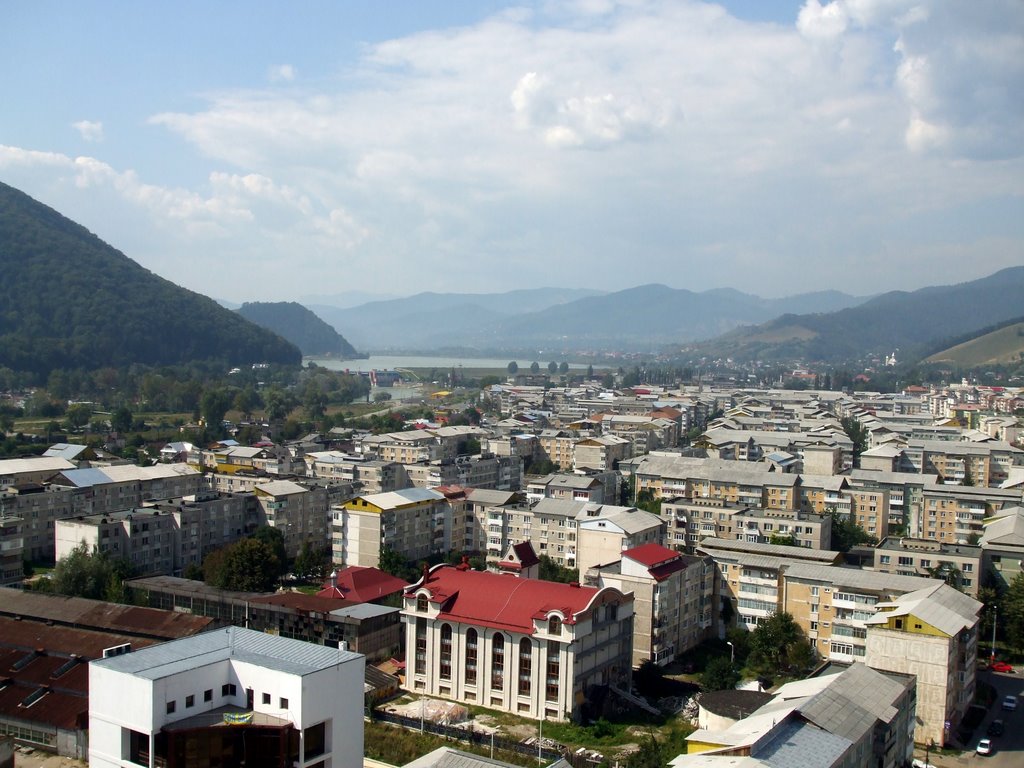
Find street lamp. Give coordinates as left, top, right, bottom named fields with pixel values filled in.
left=924, top=738, right=934, bottom=767
left=726, top=641, right=734, bottom=664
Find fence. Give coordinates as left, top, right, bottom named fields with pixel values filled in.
left=372, top=709, right=566, bottom=763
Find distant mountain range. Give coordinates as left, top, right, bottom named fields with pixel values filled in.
left=696, top=267, right=1024, bottom=364
left=237, top=302, right=359, bottom=357
left=0, top=182, right=301, bottom=376
left=309, top=286, right=867, bottom=351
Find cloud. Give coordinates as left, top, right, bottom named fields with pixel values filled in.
left=72, top=120, right=104, bottom=142
left=269, top=64, right=296, bottom=82
left=7, top=1, right=1024, bottom=301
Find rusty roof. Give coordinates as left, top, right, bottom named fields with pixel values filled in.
left=0, top=590, right=214, bottom=640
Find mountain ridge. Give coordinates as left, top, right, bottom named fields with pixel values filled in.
left=0, top=181, right=301, bottom=376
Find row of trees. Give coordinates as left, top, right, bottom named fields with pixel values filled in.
left=506, top=361, right=571, bottom=375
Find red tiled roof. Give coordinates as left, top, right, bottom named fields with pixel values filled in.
left=511, top=542, right=539, bottom=568
left=408, top=565, right=627, bottom=634
left=317, top=566, right=410, bottom=602
left=249, top=592, right=355, bottom=611
left=622, top=543, right=681, bottom=568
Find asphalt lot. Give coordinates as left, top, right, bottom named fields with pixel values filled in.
left=917, top=667, right=1024, bottom=767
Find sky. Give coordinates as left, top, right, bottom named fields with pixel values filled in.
left=1, top=0, right=1022, bottom=305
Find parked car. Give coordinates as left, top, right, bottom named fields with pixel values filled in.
left=987, top=719, right=1004, bottom=737
left=989, top=661, right=1015, bottom=673
left=1002, top=695, right=1018, bottom=711
left=976, top=738, right=993, bottom=756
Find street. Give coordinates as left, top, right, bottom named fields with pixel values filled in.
left=918, top=668, right=1024, bottom=767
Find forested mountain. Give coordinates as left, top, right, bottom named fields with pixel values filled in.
left=313, top=285, right=863, bottom=350
left=237, top=302, right=358, bottom=357
left=0, top=182, right=300, bottom=377
left=698, top=267, right=1024, bottom=363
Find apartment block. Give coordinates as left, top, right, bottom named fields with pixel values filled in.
left=333, top=488, right=449, bottom=568
left=865, top=583, right=982, bottom=747
left=873, top=537, right=981, bottom=597
left=304, top=452, right=410, bottom=494
left=918, top=483, right=1022, bottom=543
left=980, top=506, right=1024, bottom=591
left=585, top=544, right=713, bottom=666
left=781, top=564, right=936, bottom=663
left=254, top=480, right=329, bottom=559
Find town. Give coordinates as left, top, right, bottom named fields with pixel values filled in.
left=2, top=371, right=1023, bottom=768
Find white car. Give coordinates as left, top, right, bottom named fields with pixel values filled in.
left=912, top=760, right=937, bottom=768
left=1002, top=694, right=1018, bottom=711
left=976, top=738, right=993, bottom=756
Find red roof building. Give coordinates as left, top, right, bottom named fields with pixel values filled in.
left=317, top=566, right=410, bottom=603
left=401, top=563, right=634, bottom=722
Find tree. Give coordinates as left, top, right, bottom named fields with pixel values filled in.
left=547, top=361, right=557, bottom=373
left=747, top=612, right=814, bottom=678
left=625, top=731, right=666, bottom=768
left=204, top=538, right=280, bottom=592
left=538, top=555, right=579, bottom=584
left=587, top=364, right=594, bottom=379
left=200, top=387, right=233, bottom=429
left=840, top=416, right=869, bottom=460
left=506, top=361, right=518, bottom=375
left=530, top=361, right=540, bottom=374
left=373, top=391, right=392, bottom=402
left=769, top=532, right=797, bottom=546
left=294, top=541, right=331, bottom=581
left=64, top=402, right=92, bottom=430
left=559, top=361, right=569, bottom=375
left=827, top=509, right=877, bottom=552
left=1002, top=572, right=1024, bottom=653
left=111, top=405, right=133, bottom=434
left=252, top=526, right=288, bottom=573
left=379, top=546, right=417, bottom=581
left=48, top=543, right=130, bottom=602
left=700, top=656, right=740, bottom=691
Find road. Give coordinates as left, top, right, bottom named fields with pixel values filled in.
left=917, top=667, right=1024, bottom=767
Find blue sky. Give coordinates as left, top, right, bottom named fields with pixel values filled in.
left=1, top=1, right=1021, bottom=305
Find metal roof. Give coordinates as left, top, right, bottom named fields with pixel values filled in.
left=92, top=626, right=361, bottom=679
left=782, top=563, right=935, bottom=593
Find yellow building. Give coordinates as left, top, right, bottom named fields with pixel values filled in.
left=865, top=582, right=982, bottom=746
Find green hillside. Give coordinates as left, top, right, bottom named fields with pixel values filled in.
left=0, top=182, right=301, bottom=377
left=925, top=320, right=1024, bottom=367
left=237, top=302, right=359, bottom=357
left=699, top=267, right=1024, bottom=363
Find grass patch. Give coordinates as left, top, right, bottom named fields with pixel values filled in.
left=365, top=720, right=538, bottom=767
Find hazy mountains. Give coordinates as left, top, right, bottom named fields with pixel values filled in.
left=311, top=286, right=867, bottom=351
left=700, top=267, right=1024, bottom=364
left=237, top=302, right=358, bottom=357
left=0, top=182, right=301, bottom=376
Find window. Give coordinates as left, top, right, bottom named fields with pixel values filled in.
left=546, top=640, right=560, bottom=702
left=415, top=617, right=427, bottom=675
left=548, top=615, right=561, bottom=635
left=204, top=689, right=213, bottom=702
left=280, top=697, right=289, bottom=709
left=879, top=555, right=891, bottom=564
left=263, top=693, right=271, bottom=705
left=465, top=628, right=478, bottom=685
left=304, top=722, right=326, bottom=760
left=185, top=695, right=195, bottom=708
left=440, top=624, right=453, bottom=681
left=491, top=634, right=505, bottom=690
left=416, top=594, right=428, bottom=612
left=518, top=638, right=533, bottom=696
left=221, top=683, right=237, bottom=697
left=166, top=701, right=176, bottom=715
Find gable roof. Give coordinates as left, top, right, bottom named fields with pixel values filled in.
left=317, top=566, right=410, bottom=602
left=865, top=582, right=981, bottom=636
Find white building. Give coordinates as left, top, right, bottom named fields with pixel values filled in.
left=88, top=626, right=364, bottom=768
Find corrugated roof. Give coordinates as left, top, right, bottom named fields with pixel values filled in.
left=92, top=626, right=360, bottom=679
left=783, top=563, right=935, bottom=593
left=866, top=582, right=982, bottom=636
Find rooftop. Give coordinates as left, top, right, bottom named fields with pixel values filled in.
left=92, top=625, right=361, bottom=679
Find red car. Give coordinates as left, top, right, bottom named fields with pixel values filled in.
left=989, top=661, right=1015, bottom=673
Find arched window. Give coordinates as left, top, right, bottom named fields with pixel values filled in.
left=545, top=639, right=560, bottom=703
left=465, top=628, right=478, bottom=685
left=548, top=615, right=561, bottom=635
left=416, top=594, right=428, bottom=612
left=414, top=618, right=427, bottom=675
left=518, top=638, right=532, bottom=696
left=440, top=624, right=453, bottom=680
left=491, top=633, right=505, bottom=690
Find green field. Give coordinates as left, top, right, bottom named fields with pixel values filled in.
left=926, top=322, right=1024, bottom=367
